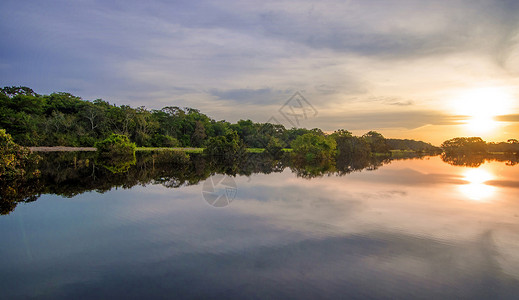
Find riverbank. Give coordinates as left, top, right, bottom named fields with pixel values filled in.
left=29, top=147, right=295, bottom=153
left=29, top=146, right=97, bottom=152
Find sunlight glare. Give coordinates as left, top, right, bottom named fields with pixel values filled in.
left=465, top=116, right=498, bottom=133
left=459, top=168, right=495, bottom=201
left=452, top=87, right=514, bottom=134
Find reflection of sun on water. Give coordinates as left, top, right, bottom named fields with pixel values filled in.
left=459, top=168, right=496, bottom=201
left=452, top=87, right=514, bottom=135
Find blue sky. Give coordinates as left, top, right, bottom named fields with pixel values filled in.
left=1, top=0, right=518, bottom=143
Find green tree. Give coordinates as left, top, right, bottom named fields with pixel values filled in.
left=191, top=120, right=207, bottom=147
left=151, top=134, right=179, bottom=147
left=291, top=133, right=336, bottom=164
left=204, top=130, right=246, bottom=162
left=133, top=107, right=159, bottom=146
left=1, top=86, right=37, bottom=97
left=330, top=129, right=353, bottom=139
left=95, top=134, right=136, bottom=157
left=362, top=131, right=390, bottom=154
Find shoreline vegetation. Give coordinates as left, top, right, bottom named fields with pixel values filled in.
left=0, top=86, right=439, bottom=151
left=26, top=146, right=517, bottom=158
left=1, top=86, right=518, bottom=182
left=1, top=86, right=518, bottom=215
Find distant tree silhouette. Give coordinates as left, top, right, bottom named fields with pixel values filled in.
left=441, top=137, right=487, bottom=154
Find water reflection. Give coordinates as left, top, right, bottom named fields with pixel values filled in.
left=0, top=151, right=394, bottom=214
left=459, top=168, right=496, bottom=201
left=441, top=152, right=519, bottom=167
left=1, top=153, right=519, bottom=299
left=1, top=151, right=519, bottom=215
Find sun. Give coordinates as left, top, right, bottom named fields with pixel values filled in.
left=451, top=87, right=514, bottom=134
left=459, top=168, right=495, bottom=201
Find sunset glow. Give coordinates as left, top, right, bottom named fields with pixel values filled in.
left=452, top=87, right=515, bottom=136
left=459, top=168, right=496, bottom=201
left=2, top=1, right=518, bottom=145
left=2, top=1, right=519, bottom=298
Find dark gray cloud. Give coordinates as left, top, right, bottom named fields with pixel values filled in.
left=209, top=88, right=293, bottom=105
left=151, top=0, right=519, bottom=60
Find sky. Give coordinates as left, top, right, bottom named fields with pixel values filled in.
left=1, top=0, right=519, bottom=145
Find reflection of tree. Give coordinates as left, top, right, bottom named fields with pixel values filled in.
left=336, top=153, right=390, bottom=175
left=97, top=154, right=136, bottom=174
left=1, top=151, right=445, bottom=215
left=290, top=158, right=336, bottom=179
left=0, top=176, right=42, bottom=215
left=441, top=152, right=519, bottom=167
left=486, top=153, right=519, bottom=166
left=441, top=153, right=485, bottom=167
left=238, top=153, right=289, bottom=177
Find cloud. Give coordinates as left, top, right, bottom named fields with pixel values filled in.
left=387, top=100, right=414, bottom=106
left=208, top=88, right=292, bottom=105
left=317, top=110, right=464, bottom=130
left=496, top=114, right=519, bottom=122
left=0, top=0, right=518, bottom=141
left=486, top=180, right=519, bottom=189
left=366, top=97, right=415, bottom=106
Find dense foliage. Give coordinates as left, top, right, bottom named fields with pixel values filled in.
left=0, top=86, right=410, bottom=156
left=487, top=139, right=519, bottom=153
left=441, top=137, right=487, bottom=154
left=0, top=86, right=325, bottom=148
left=440, top=137, right=519, bottom=166
left=0, top=129, right=40, bottom=178
left=334, top=134, right=371, bottom=163
left=386, top=138, right=441, bottom=153
left=203, top=130, right=246, bottom=162
left=95, top=134, right=136, bottom=156
left=362, top=131, right=391, bottom=154
left=440, top=137, right=519, bottom=154
left=94, top=134, right=137, bottom=173
left=291, top=132, right=337, bottom=163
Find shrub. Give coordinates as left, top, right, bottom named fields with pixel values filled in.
left=291, top=133, right=336, bottom=164
left=204, top=130, right=246, bottom=161
left=95, top=134, right=136, bottom=157
left=0, top=129, right=40, bottom=178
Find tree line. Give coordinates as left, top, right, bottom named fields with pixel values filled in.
left=441, top=137, right=519, bottom=154
left=1, top=86, right=436, bottom=152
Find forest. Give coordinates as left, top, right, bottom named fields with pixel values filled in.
left=441, top=137, right=519, bottom=154
left=2, top=86, right=519, bottom=214
left=0, top=86, right=439, bottom=153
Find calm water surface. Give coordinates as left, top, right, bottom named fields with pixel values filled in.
left=1, top=156, right=518, bottom=299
